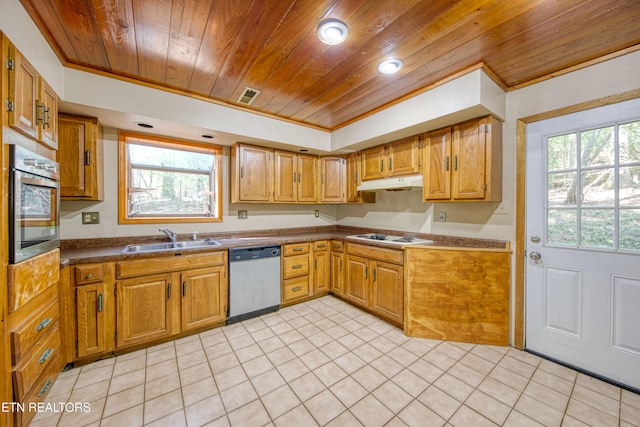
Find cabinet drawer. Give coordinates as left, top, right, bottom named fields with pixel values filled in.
left=75, top=264, right=104, bottom=284
left=13, top=323, right=61, bottom=401
left=283, top=243, right=310, bottom=256
left=13, top=350, right=63, bottom=427
left=346, top=243, right=403, bottom=264
left=283, top=276, right=310, bottom=302
left=8, top=249, right=60, bottom=313
left=313, top=240, right=328, bottom=251
left=282, top=254, right=309, bottom=279
left=330, top=240, right=344, bottom=252
left=11, top=300, right=59, bottom=364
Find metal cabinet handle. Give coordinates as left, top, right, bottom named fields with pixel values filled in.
left=85, top=150, right=91, bottom=166
left=183, top=281, right=187, bottom=297
left=39, top=348, right=54, bottom=364
left=380, top=159, right=384, bottom=172
left=36, top=317, right=52, bottom=332
left=446, top=156, right=450, bottom=171
left=97, top=294, right=103, bottom=312
left=292, top=286, right=303, bottom=292
left=339, top=259, right=342, bottom=270
left=167, top=283, right=172, bottom=299
left=365, top=266, right=368, bottom=279
left=292, top=264, right=303, bottom=269
left=39, top=380, right=53, bottom=397
left=86, top=273, right=93, bottom=279
left=373, top=268, right=377, bottom=281
left=316, top=243, right=326, bottom=248
left=454, top=155, right=458, bottom=171
left=293, top=247, right=303, bottom=252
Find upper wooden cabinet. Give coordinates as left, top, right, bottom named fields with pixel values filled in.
left=360, top=136, right=421, bottom=181
left=58, top=113, right=104, bottom=200
left=423, top=115, right=502, bottom=202
left=274, top=151, right=318, bottom=202
left=231, top=143, right=273, bottom=202
left=320, top=156, right=345, bottom=203
left=346, top=152, right=375, bottom=204
left=6, top=43, right=58, bottom=149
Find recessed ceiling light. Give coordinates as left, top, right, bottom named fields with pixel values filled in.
left=317, top=19, right=349, bottom=45
left=200, top=134, right=216, bottom=139
left=377, top=58, right=403, bottom=75
left=135, top=122, right=154, bottom=128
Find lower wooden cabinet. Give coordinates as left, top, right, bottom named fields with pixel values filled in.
left=344, top=243, right=404, bottom=326
left=115, top=252, right=228, bottom=350
left=330, top=240, right=345, bottom=296
left=116, top=273, right=173, bottom=348
left=313, top=241, right=330, bottom=294
left=281, top=241, right=331, bottom=305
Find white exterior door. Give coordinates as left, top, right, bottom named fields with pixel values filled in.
left=526, top=98, right=640, bottom=389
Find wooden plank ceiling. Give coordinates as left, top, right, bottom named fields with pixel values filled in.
left=20, top=0, right=640, bottom=130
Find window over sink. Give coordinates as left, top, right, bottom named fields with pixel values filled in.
left=118, top=131, right=222, bottom=224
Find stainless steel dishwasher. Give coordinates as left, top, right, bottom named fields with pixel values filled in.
left=228, top=245, right=281, bottom=324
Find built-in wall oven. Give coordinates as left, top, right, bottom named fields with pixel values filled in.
left=9, top=145, right=60, bottom=264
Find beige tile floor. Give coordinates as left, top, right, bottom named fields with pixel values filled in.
left=32, top=296, right=639, bottom=427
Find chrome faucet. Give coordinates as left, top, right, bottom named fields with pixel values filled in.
left=159, top=228, right=178, bottom=243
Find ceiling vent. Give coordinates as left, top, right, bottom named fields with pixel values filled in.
left=237, top=87, right=260, bottom=105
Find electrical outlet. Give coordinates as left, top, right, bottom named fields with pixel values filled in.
left=82, top=211, right=100, bottom=224
left=438, top=212, right=446, bottom=223
left=238, top=210, right=248, bottom=219
left=314, top=210, right=320, bottom=217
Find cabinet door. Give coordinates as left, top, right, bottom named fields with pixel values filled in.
left=59, top=114, right=103, bottom=200
left=116, top=274, right=173, bottom=348
left=389, top=137, right=421, bottom=177
left=238, top=145, right=273, bottom=201
left=346, top=152, right=361, bottom=202
left=297, top=154, right=319, bottom=202
left=181, top=266, right=227, bottom=331
left=345, top=255, right=369, bottom=307
left=39, top=79, right=58, bottom=149
left=77, top=283, right=110, bottom=358
left=8, top=46, right=39, bottom=140
left=320, top=157, right=345, bottom=203
left=452, top=119, right=486, bottom=199
left=330, top=251, right=344, bottom=296
left=423, top=127, right=452, bottom=201
left=370, top=261, right=404, bottom=325
left=274, top=151, right=297, bottom=202
left=360, top=145, right=387, bottom=180
left=313, top=250, right=330, bottom=294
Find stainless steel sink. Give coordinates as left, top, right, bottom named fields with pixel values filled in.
left=121, top=239, right=221, bottom=253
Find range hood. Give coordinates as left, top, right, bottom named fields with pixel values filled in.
left=357, top=175, right=423, bottom=191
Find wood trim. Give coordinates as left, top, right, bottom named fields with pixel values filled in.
left=513, top=88, right=640, bottom=350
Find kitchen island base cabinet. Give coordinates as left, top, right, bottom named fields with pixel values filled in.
left=404, top=246, right=511, bottom=346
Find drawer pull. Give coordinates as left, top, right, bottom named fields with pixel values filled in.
left=292, top=286, right=303, bottom=292
left=36, top=317, right=52, bottom=332
left=292, top=264, right=303, bottom=269
left=98, top=294, right=103, bottom=312
left=293, top=247, right=303, bottom=252
left=39, top=348, right=54, bottom=364
left=38, top=379, right=53, bottom=397
left=316, top=244, right=326, bottom=248
left=86, top=273, right=93, bottom=279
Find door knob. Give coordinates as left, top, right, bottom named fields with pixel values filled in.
left=529, top=251, right=542, bottom=261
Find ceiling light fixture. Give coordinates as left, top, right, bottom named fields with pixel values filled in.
left=200, top=134, right=216, bottom=139
left=377, top=58, right=403, bottom=75
left=317, top=19, right=349, bottom=45
left=135, top=122, right=154, bottom=128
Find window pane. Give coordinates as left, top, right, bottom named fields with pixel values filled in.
left=619, top=121, right=640, bottom=165
left=547, top=134, right=577, bottom=171
left=620, top=209, right=640, bottom=251
left=129, top=169, right=213, bottom=217
left=620, top=166, right=640, bottom=207
left=548, top=172, right=577, bottom=207
left=581, top=168, right=614, bottom=206
left=580, top=126, right=614, bottom=167
left=581, top=209, right=614, bottom=249
left=129, top=143, right=214, bottom=171
left=547, top=209, right=577, bottom=245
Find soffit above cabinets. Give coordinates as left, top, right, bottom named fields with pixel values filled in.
left=19, top=0, right=640, bottom=131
